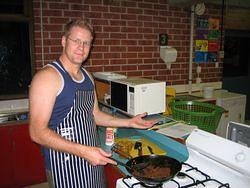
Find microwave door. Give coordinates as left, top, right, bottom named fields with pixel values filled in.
left=111, top=82, right=127, bottom=112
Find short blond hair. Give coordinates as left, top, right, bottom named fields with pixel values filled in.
left=64, top=18, right=94, bottom=38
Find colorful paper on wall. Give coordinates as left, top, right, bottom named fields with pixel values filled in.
left=194, top=52, right=208, bottom=62
left=195, top=40, right=208, bottom=52
left=208, top=18, right=220, bottom=30
left=208, top=30, right=220, bottom=40
left=196, top=18, right=208, bottom=29
left=207, top=52, right=218, bottom=62
left=195, top=17, right=220, bottom=63
left=196, top=29, right=208, bottom=39
left=208, top=41, right=219, bottom=52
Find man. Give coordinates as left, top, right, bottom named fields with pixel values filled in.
left=29, top=18, right=156, bottom=188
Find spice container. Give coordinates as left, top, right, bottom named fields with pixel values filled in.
left=105, top=127, right=115, bottom=146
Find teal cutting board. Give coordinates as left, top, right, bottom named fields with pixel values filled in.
left=98, top=127, right=189, bottom=175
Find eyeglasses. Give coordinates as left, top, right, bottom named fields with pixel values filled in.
left=67, top=37, right=92, bottom=47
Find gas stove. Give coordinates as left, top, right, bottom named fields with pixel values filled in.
left=116, top=129, right=250, bottom=188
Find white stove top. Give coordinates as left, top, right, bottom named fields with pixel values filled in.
left=116, top=129, right=250, bottom=188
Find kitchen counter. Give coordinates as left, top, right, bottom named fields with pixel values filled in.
left=98, top=126, right=189, bottom=176
left=175, top=92, right=216, bottom=103
left=0, top=111, right=28, bottom=126
left=190, top=89, right=245, bottom=100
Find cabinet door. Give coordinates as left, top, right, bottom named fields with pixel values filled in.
left=11, top=123, right=47, bottom=187
left=0, top=126, right=14, bottom=188
left=104, top=164, right=123, bottom=188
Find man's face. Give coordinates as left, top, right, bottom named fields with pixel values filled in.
left=62, top=26, right=93, bottom=65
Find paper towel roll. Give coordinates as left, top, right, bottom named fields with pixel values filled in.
left=160, top=46, right=177, bottom=69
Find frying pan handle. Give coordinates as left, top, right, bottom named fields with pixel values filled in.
left=109, top=157, right=146, bottom=174
left=111, top=146, right=132, bottom=159
left=109, top=157, right=129, bottom=168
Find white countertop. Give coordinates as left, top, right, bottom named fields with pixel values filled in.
left=190, top=89, right=246, bottom=100
left=0, top=99, right=28, bottom=114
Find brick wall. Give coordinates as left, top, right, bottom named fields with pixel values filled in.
left=33, top=0, right=223, bottom=85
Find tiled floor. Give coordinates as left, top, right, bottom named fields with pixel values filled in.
left=24, top=182, right=49, bottom=188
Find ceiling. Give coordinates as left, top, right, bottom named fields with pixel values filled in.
left=168, top=0, right=250, bottom=8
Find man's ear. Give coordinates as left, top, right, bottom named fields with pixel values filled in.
left=62, top=36, right=66, bottom=48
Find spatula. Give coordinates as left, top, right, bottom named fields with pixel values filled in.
left=134, top=141, right=142, bottom=156
left=147, top=146, right=154, bottom=154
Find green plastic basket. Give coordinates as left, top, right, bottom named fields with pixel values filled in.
left=170, top=101, right=224, bottom=133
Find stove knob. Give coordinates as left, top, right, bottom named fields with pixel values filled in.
left=235, top=151, right=246, bottom=162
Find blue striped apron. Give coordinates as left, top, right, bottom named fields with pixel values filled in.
left=47, top=61, right=106, bottom=188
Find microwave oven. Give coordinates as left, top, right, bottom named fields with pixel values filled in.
left=110, top=77, right=166, bottom=116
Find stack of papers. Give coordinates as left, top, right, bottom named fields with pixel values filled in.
left=156, top=123, right=197, bottom=138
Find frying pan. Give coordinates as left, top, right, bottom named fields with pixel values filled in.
left=112, top=147, right=182, bottom=186
left=126, top=154, right=182, bottom=185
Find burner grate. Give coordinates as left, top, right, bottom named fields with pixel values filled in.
left=196, top=179, right=230, bottom=188
left=169, top=163, right=230, bottom=188
left=184, top=162, right=210, bottom=180
left=119, top=162, right=230, bottom=188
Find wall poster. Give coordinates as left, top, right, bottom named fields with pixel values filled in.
left=194, top=17, right=220, bottom=63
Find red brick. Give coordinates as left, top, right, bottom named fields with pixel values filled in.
left=110, top=33, right=127, bottom=39
left=86, top=66, right=103, bottom=73
left=91, top=59, right=109, bottom=66
left=138, top=52, right=153, bottom=58
left=104, top=53, right=121, bottom=59
left=49, top=3, right=69, bottom=10
left=109, top=6, right=126, bottom=13
left=127, top=8, right=143, bottom=14
left=32, top=1, right=223, bottom=83
left=143, top=71, right=157, bottom=76
left=128, top=46, right=143, bottom=52
left=110, top=46, right=126, bottom=52
left=110, top=59, right=127, bottom=65
left=103, top=13, right=121, bottom=20
left=90, top=52, right=103, bottom=59
left=121, top=14, right=137, bottom=20
left=103, top=26, right=121, bottom=32
left=121, top=53, right=137, bottom=58
left=104, top=39, right=121, bottom=45
left=104, top=66, right=121, bottom=72
left=121, top=40, right=137, bottom=46
left=138, top=3, right=153, bottom=9
left=127, top=59, right=143, bottom=64
left=138, top=65, right=153, bottom=70
left=91, top=5, right=109, bottom=12
left=121, top=1, right=137, bottom=8
left=127, top=71, right=143, bottom=77
left=122, top=65, right=138, bottom=71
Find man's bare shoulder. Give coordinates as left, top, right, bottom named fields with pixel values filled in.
left=30, top=65, right=62, bottom=93
left=33, top=65, right=60, bottom=82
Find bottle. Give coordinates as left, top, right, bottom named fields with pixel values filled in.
left=105, top=127, right=114, bottom=146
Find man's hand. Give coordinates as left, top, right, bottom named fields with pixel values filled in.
left=128, top=112, right=157, bottom=129
left=79, top=146, right=117, bottom=166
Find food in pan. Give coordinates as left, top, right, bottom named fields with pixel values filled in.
left=132, top=164, right=171, bottom=179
